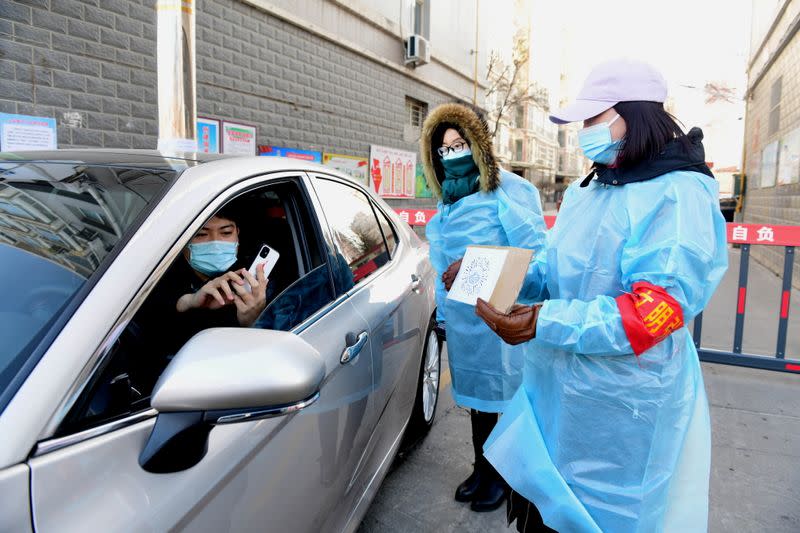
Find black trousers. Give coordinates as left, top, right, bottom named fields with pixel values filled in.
left=470, top=409, right=499, bottom=473
left=507, top=490, right=557, bottom=532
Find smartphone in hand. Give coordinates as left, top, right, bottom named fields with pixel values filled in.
left=245, top=243, right=280, bottom=292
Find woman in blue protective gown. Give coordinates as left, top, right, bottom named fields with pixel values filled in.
left=421, top=103, right=547, bottom=512
left=475, top=59, right=728, bottom=532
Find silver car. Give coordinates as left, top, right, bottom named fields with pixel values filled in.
left=0, top=151, right=441, bottom=532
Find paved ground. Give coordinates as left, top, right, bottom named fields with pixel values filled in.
left=359, top=248, right=800, bottom=532
left=358, top=349, right=509, bottom=533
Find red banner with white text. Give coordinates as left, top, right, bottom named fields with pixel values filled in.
left=396, top=212, right=800, bottom=247
left=395, top=209, right=556, bottom=229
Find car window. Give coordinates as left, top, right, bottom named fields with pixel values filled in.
left=58, top=178, right=335, bottom=435
left=312, top=178, right=391, bottom=285
left=374, top=205, right=398, bottom=258
left=0, top=162, right=174, bottom=409
left=253, top=182, right=336, bottom=331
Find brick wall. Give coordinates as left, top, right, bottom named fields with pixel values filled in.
left=0, top=0, right=444, bottom=225
left=196, top=0, right=452, bottom=159
left=743, top=10, right=800, bottom=284
left=1, top=0, right=158, bottom=148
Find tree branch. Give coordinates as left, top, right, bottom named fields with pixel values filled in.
left=486, top=34, right=532, bottom=139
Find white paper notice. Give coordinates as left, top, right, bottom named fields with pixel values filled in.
left=447, top=247, right=509, bottom=306
left=0, top=114, right=57, bottom=151
left=222, top=121, right=257, bottom=155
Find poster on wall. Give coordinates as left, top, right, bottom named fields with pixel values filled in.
left=778, top=128, right=800, bottom=185
left=196, top=117, right=220, bottom=154
left=222, top=121, right=257, bottom=156
left=0, top=113, right=57, bottom=152
left=369, top=145, right=417, bottom=198
left=259, top=145, right=322, bottom=163
left=322, top=152, right=368, bottom=185
left=415, top=162, right=434, bottom=198
left=760, top=140, right=779, bottom=188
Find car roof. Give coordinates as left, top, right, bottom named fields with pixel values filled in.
left=0, top=149, right=352, bottom=176
left=0, top=149, right=227, bottom=169
left=0, top=148, right=382, bottom=206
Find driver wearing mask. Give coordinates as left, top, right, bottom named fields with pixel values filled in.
left=140, top=208, right=270, bottom=356
left=175, top=208, right=268, bottom=327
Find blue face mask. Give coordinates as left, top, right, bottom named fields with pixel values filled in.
left=578, top=114, right=623, bottom=165
left=187, top=241, right=238, bottom=276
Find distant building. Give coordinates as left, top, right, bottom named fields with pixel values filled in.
left=522, top=87, right=559, bottom=204
left=490, top=84, right=559, bottom=209
left=486, top=0, right=561, bottom=209
left=547, top=24, right=587, bottom=205
left=742, top=0, right=800, bottom=278
left=556, top=123, right=584, bottom=192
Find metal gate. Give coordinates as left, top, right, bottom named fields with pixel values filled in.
left=695, top=222, right=800, bottom=374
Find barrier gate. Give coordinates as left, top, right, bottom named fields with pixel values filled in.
left=396, top=209, right=799, bottom=373
left=695, top=223, right=800, bottom=374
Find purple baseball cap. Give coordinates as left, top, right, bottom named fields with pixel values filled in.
left=550, top=59, right=668, bottom=124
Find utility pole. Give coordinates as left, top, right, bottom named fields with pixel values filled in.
left=156, top=0, right=197, bottom=152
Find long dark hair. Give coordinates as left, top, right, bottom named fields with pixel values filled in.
left=614, top=101, right=688, bottom=165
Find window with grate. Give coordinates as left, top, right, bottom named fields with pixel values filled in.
left=769, top=76, right=782, bottom=136
left=406, top=97, right=428, bottom=129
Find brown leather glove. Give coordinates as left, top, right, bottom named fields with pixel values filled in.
left=475, top=298, right=541, bottom=345
left=441, top=258, right=462, bottom=291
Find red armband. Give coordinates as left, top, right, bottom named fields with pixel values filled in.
left=616, top=281, right=684, bottom=356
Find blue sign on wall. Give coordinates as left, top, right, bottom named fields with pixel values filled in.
left=258, top=145, right=322, bottom=163
left=197, top=117, right=220, bottom=154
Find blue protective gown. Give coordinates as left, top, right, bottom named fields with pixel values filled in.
left=426, top=170, right=547, bottom=413
left=485, top=170, right=728, bottom=532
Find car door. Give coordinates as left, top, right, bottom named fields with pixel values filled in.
left=26, top=172, right=375, bottom=533
left=308, top=175, right=430, bottom=488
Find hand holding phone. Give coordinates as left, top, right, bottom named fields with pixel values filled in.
left=245, top=243, right=279, bottom=292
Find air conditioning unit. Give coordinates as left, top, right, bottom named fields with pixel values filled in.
left=405, top=34, right=430, bottom=66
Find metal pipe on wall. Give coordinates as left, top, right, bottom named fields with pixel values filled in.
left=156, top=0, right=197, bottom=153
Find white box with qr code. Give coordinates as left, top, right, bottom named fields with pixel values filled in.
left=446, top=245, right=534, bottom=313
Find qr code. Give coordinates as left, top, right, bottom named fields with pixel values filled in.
left=461, top=257, right=490, bottom=296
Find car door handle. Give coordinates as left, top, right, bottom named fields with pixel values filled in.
left=341, top=331, right=369, bottom=365
left=410, top=273, right=421, bottom=293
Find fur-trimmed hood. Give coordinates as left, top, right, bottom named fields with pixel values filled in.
left=420, top=103, right=500, bottom=198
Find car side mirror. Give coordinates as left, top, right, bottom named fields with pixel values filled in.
left=139, top=328, right=325, bottom=474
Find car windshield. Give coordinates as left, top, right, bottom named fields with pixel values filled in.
left=0, top=158, right=177, bottom=401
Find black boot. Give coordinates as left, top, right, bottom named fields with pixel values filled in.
left=454, top=469, right=482, bottom=502
left=469, top=410, right=508, bottom=512
left=454, top=410, right=487, bottom=502
left=469, top=459, right=508, bottom=512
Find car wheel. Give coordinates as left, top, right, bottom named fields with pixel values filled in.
left=406, top=317, right=441, bottom=442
